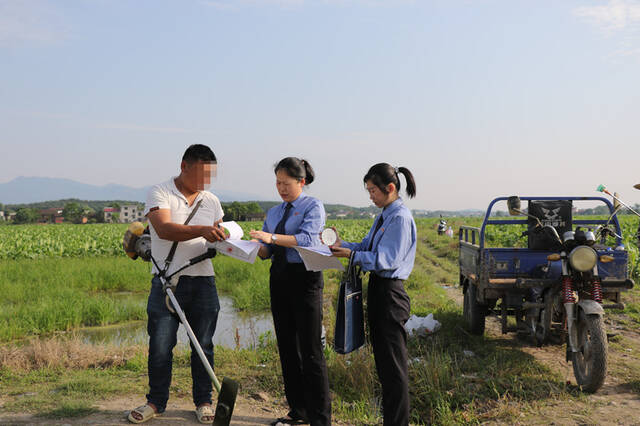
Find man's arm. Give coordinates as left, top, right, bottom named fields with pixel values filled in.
left=147, top=209, right=226, bottom=242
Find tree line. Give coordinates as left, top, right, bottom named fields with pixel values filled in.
left=0, top=200, right=269, bottom=225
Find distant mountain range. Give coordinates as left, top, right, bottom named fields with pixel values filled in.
left=0, top=177, right=270, bottom=205
left=0, top=177, right=491, bottom=217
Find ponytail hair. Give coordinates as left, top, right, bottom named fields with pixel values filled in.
left=274, top=157, right=315, bottom=185
left=363, top=163, right=416, bottom=199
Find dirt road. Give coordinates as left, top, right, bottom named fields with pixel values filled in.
left=446, top=285, right=640, bottom=425
left=0, top=394, right=287, bottom=425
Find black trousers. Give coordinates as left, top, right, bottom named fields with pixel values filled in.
left=270, top=263, right=331, bottom=426
left=368, top=274, right=411, bottom=426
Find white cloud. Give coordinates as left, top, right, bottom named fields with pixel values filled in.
left=574, top=0, right=640, bottom=31
left=574, top=0, right=640, bottom=57
left=0, top=0, right=68, bottom=47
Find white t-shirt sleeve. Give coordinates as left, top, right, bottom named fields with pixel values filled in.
left=144, top=184, right=170, bottom=216
left=210, top=194, right=224, bottom=223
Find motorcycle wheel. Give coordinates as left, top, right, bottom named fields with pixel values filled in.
left=534, top=290, right=554, bottom=347
left=463, top=281, right=486, bottom=335
left=571, top=312, right=608, bottom=393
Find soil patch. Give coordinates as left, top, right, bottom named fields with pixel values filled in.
left=0, top=395, right=287, bottom=425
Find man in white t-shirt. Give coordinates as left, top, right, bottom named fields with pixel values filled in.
left=129, top=145, right=227, bottom=425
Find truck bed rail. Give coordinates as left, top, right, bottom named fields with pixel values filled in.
left=459, top=226, right=480, bottom=247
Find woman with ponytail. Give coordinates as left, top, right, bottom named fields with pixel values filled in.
left=250, top=157, right=330, bottom=426
left=330, top=163, right=417, bottom=426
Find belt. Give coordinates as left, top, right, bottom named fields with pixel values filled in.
left=371, top=272, right=402, bottom=281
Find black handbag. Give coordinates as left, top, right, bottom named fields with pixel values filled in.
left=334, top=252, right=365, bottom=354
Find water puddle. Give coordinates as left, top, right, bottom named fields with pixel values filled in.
left=77, top=296, right=274, bottom=349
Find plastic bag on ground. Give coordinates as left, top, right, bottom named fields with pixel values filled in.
left=404, top=313, right=441, bottom=337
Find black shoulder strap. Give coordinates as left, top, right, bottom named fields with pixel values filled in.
left=162, top=198, right=204, bottom=273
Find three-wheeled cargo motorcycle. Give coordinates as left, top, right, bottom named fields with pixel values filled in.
left=459, top=191, right=636, bottom=392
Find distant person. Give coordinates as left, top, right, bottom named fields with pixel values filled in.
left=330, top=163, right=417, bottom=426
left=128, top=144, right=227, bottom=424
left=249, top=157, right=331, bottom=426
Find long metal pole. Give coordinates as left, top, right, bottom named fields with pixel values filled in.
left=601, top=188, right=640, bottom=218
left=164, top=285, right=222, bottom=393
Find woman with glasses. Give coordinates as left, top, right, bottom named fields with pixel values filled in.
left=250, top=157, right=330, bottom=426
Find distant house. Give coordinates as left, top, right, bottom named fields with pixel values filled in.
left=39, top=208, right=64, bottom=224
left=103, top=207, right=117, bottom=223
left=120, top=204, right=145, bottom=223
left=0, top=211, right=4, bottom=221
left=104, top=204, right=146, bottom=223
left=6, top=212, right=16, bottom=221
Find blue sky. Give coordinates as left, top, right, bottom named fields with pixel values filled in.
left=1, top=0, right=640, bottom=210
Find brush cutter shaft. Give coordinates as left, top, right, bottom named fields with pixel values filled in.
left=603, top=189, right=640, bottom=218
left=164, top=286, right=222, bottom=393
left=165, top=249, right=217, bottom=281
left=612, top=195, right=640, bottom=217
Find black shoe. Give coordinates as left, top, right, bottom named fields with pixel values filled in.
left=270, top=415, right=309, bottom=425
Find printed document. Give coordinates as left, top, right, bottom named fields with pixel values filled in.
left=208, top=221, right=261, bottom=264
left=294, top=245, right=345, bottom=272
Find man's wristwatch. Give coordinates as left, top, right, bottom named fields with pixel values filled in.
left=271, top=234, right=278, bottom=244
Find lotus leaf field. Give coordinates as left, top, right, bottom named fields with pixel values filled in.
left=0, top=220, right=374, bottom=260
left=0, top=217, right=638, bottom=280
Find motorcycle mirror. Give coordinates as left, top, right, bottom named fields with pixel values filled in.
left=507, top=196, right=522, bottom=216
left=634, top=184, right=640, bottom=190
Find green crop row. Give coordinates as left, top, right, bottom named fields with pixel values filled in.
left=0, top=220, right=375, bottom=260
left=0, top=224, right=127, bottom=259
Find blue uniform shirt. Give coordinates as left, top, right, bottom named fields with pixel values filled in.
left=262, top=192, right=326, bottom=263
left=342, top=199, right=417, bottom=280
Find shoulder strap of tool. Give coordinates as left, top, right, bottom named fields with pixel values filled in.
left=161, top=198, right=204, bottom=275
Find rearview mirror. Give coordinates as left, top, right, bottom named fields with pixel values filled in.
left=507, top=196, right=522, bottom=216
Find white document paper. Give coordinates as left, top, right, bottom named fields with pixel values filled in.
left=294, top=246, right=345, bottom=272
left=208, top=221, right=261, bottom=264
left=220, top=221, right=244, bottom=240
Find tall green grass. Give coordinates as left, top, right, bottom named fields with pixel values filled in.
left=0, top=258, right=150, bottom=341
left=213, top=256, right=271, bottom=312
left=0, top=255, right=277, bottom=341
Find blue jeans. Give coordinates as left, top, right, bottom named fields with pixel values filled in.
left=146, top=275, right=220, bottom=412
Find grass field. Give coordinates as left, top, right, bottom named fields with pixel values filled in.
left=1, top=217, right=640, bottom=423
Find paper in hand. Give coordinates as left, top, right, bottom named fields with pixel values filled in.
left=208, top=221, right=261, bottom=264
left=219, top=221, right=244, bottom=240
left=294, top=245, right=345, bottom=272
